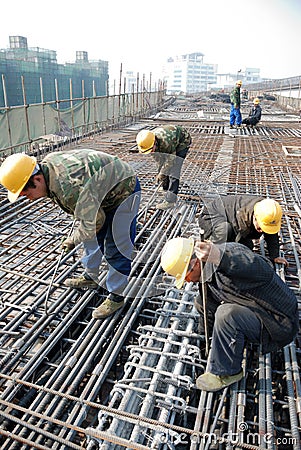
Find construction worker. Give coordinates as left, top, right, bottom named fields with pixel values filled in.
left=160, top=237, right=298, bottom=391
left=242, top=98, right=262, bottom=127
left=0, top=150, right=141, bottom=319
left=229, top=80, right=242, bottom=128
left=198, top=194, right=288, bottom=267
left=136, top=125, right=192, bottom=210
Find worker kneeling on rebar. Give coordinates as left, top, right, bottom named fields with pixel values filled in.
left=0, top=150, right=141, bottom=320
left=160, top=237, right=298, bottom=392
left=242, top=97, right=262, bottom=127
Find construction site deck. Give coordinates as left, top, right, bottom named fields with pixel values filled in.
left=0, top=95, right=300, bottom=449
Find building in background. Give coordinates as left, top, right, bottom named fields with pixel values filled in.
left=163, top=52, right=218, bottom=95
left=117, top=70, right=160, bottom=96
left=0, top=36, right=109, bottom=108
left=215, top=68, right=261, bottom=90
left=123, top=71, right=137, bottom=94
left=244, top=67, right=261, bottom=83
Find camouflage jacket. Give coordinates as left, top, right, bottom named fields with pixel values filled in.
left=230, top=86, right=241, bottom=108
left=40, top=149, right=137, bottom=244
left=152, top=125, right=192, bottom=174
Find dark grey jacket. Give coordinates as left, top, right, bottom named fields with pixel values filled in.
left=248, top=105, right=262, bottom=121
left=196, top=242, right=299, bottom=354
left=198, top=194, right=280, bottom=260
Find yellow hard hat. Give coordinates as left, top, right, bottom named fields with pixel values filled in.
left=253, top=199, right=283, bottom=234
left=136, top=130, right=155, bottom=154
left=253, top=98, right=260, bottom=105
left=0, top=153, right=37, bottom=203
left=161, top=237, right=194, bottom=289
left=236, top=80, right=242, bottom=86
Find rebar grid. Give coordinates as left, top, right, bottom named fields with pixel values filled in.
left=0, top=100, right=300, bottom=449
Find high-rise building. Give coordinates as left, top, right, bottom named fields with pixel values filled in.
left=0, top=36, right=109, bottom=107
left=163, top=52, right=217, bottom=95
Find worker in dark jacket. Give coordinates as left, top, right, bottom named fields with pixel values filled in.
left=136, top=125, right=192, bottom=210
left=198, top=194, right=288, bottom=266
left=0, top=150, right=141, bottom=319
left=242, top=98, right=262, bottom=126
left=161, top=237, right=299, bottom=391
left=230, top=80, right=242, bottom=128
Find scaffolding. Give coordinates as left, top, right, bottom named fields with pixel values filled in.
left=0, top=82, right=168, bottom=157
left=0, top=35, right=109, bottom=107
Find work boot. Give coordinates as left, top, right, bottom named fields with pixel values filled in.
left=156, top=201, right=176, bottom=210
left=92, top=294, right=124, bottom=319
left=236, top=125, right=242, bottom=129
left=229, top=125, right=235, bottom=129
left=64, top=272, right=99, bottom=289
left=196, top=369, right=243, bottom=392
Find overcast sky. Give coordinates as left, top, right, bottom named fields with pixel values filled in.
left=1, top=0, right=300, bottom=83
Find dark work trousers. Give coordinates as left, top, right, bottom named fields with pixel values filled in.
left=164, top=147, right=189, bottom=203
left=208, top=303, right=261, bottom=376
left=242, top=117, right=260, bottom=126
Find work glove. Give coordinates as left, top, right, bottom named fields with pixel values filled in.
left=156, top=173, right=167, bottom=184
left=61, top=236, right=75, bottom=253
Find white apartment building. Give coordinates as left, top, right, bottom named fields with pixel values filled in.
left=163, top=52, right=218, bottom=95
left=215, top=68, right=261, bottom=90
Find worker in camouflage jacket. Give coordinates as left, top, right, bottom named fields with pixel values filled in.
left=136, top=125, right=192, bottom=210
left=229, top=80, right=242, bottom=128
left=0, top=149, right=141, bottom=319
left=161, top=238, right=299, bottom=392
left=198, top=194, right=288, bottom=267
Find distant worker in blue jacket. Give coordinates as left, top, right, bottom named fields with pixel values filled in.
left=242, top=98, right=262, bottom=127
left=230, top=80, right=242, bottom=128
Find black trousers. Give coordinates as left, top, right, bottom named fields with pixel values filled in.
left=242, top=117, right=259, bottom=126
left=161, top=147, right=189, bottom=203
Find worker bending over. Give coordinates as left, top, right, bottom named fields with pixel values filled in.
left=136, top=125, right=192, bottom=210
left=161, top=237, right=298, bottom=391
left=0, top=149, right=141, bottom=319
left=198, top=194, right=288, bottom=267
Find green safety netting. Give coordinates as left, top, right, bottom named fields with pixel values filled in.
left=0, top=90, right=156, bottom=154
